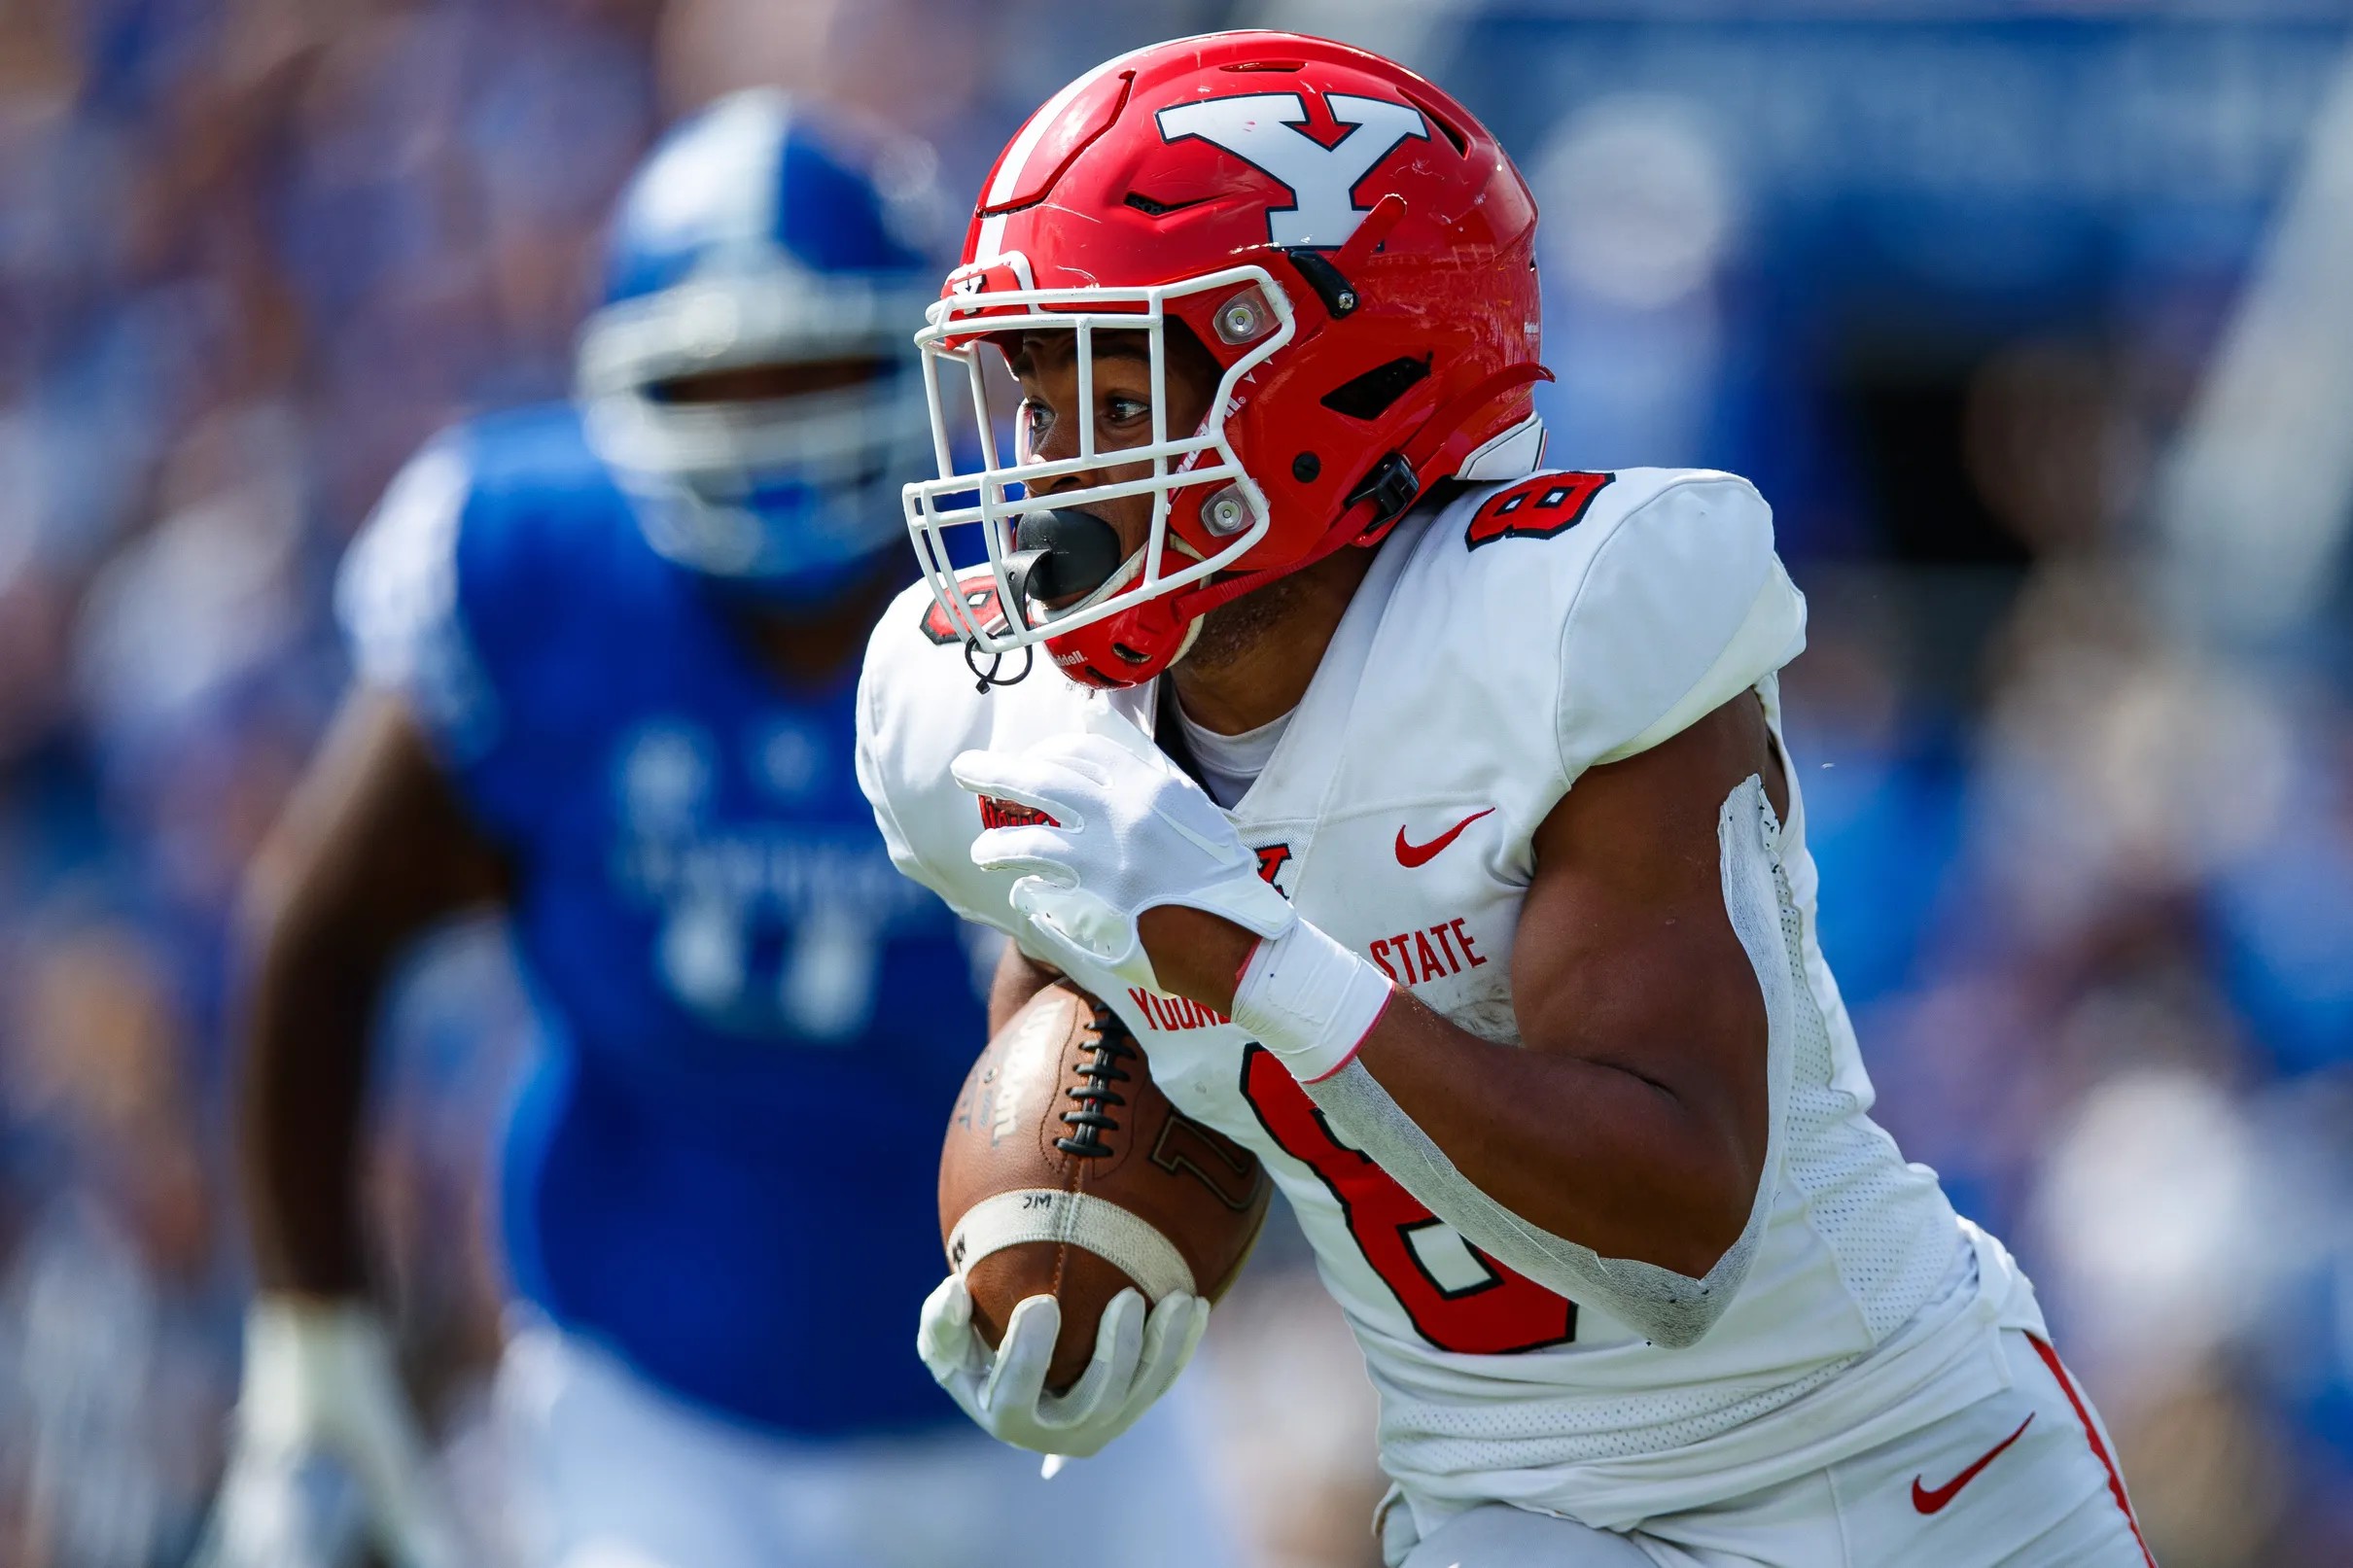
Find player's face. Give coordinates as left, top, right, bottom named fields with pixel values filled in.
left=1005, top=330, right=1220, bottom=602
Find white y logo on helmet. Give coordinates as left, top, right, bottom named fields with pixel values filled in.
left=1155, top=93, right=1428, bottom=249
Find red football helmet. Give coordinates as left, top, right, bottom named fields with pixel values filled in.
left=902, top=30, right=1548, bottom=688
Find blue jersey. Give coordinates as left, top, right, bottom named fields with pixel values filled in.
left=338, top=402, right=982, bottom=1437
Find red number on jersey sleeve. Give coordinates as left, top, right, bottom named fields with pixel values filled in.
left=1462, top=471, right=1613, bottom=549
left=1239, top=1045, right=1577, bottom=1354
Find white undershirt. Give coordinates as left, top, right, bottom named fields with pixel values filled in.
left=1174, top=701, right=1293, bottom=809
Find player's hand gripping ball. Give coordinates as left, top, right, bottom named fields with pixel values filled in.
left=928, top=981, right=1269, bottom=1454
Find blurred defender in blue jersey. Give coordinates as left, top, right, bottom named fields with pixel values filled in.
left=205, top=93, right=1228, bottom=1568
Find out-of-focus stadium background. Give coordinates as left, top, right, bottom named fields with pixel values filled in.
left=3, top=1, right=2352, bottom=1563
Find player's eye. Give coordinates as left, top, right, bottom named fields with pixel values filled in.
left=1104, top=395, right=1150, bottom=425
left=1018, top=398, right=1053, bottom=445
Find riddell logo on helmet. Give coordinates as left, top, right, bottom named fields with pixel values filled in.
left=1155, top=92, right=1428, bottom=248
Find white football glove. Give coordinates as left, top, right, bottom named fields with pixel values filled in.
left=952, top=718, right=1293, bottom=993
left=194, top=1299, right=469, bottom=1568
left=917, top=1273, right=1208, bottom=1460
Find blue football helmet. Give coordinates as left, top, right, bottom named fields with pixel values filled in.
left=577, top=91, right=942, bottom=597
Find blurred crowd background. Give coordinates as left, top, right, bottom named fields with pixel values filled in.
left=2, top=0, right=2352, bottom=1564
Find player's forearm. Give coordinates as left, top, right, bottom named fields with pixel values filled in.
left=1349, top=989, right=1757, bottom=1278
left=235, top=885, right=395, bottom=1296
left=1140, top=904, right=1756, bottom=1278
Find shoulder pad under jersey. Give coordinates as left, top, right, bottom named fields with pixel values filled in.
left=1387, top=466, right=1806, bottom=790
left=335, top=402, right=625, bottom=768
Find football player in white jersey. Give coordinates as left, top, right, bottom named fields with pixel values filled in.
left=858, top=30, right=2155, bottom=1568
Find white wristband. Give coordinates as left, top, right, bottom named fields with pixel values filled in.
left=1231, top=921, right=1394, bottom=1083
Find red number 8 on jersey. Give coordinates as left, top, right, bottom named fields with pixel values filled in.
left=1462, top=470, right=1613, bottom=549
left=1240, top=1045, right=1577, bottom=1354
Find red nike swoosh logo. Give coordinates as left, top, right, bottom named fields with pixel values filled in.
left=1394, top=808, right=1494, bottom=868
left=1912, top=1413, right=2034, bottom=1515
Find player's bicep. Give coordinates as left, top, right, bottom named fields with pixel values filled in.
left=1513, top=695, right=1784, bottom=1179
left=243, top=685, right=509, bottom=957
left=336, top=435, right=504, bottom=765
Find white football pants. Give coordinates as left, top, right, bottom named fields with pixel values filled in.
left=496, top=1319, right=1240, bottom=1568
left=1389, top=1330, right=2152, bottom=1568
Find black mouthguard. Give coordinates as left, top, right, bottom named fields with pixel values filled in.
left=1002, top=507, right=1126, bottom=621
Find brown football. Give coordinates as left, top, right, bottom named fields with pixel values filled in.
left=939, top=980, right=1271, bottom=1393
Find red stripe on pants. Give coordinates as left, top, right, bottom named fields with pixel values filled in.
left=2025, top=1332, right=2156, bottom=1567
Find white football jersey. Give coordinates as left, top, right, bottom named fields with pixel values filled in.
left=858, top=468, right=2049, bottom=1530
